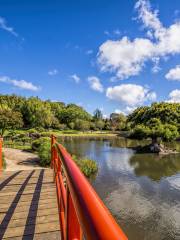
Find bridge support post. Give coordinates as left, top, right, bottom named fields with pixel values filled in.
left=0, top=138, right=3, bottom=170
left=65, top=188, right=82, bottom=240
left=51, top=135, right=56, bottom=169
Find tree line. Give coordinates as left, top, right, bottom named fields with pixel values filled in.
left=128, top=102, right=180, bottom=142
left=0, top=94, right=127, bottom=135
left=0, top=95, right=179, bottom=142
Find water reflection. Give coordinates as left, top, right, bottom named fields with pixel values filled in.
left=129, top=153, right=180, bottom=181
left=63, top=137, right=180, bottom=240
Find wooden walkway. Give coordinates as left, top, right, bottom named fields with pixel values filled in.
left=0, top=169, right=61, bottom=240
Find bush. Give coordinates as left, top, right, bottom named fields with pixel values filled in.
left=31, top=137, right=50, bottom=151
left=72, top=155, right=98, bottom=177
left=41, top=132, right=52, bottom=137
left=32, top=137, right=98, bottom=176
left=38, top=139, right=51, bottom=167
left=20, top=137, right=31, bottom=145
left=27, top=128, right=37, bottom=134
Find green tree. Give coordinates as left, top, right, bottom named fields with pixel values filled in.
left=95, top=120, right=105, bottom=131
left=93, top=109, right=103, bottom=120
left=0, top=106, right=23, bottom=136
left=58, top=104, right=91, bottom=124
left=128, top=103, right=180, bottom=142
left=75, top=119, right=90, bottom=131
left=110, top=113, right=127, bottom=130
left=22, top=97, right=53, bottom=128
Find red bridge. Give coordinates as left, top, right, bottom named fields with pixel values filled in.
left=0, top=136, right=128, bottom=239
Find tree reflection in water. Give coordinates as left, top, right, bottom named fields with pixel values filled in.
left=129, top=153, right=180, bottom=181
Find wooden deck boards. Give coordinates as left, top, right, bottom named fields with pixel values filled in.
left=0, top=169, right=61, bottom=240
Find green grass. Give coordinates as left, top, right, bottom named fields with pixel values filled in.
left=3, top=141, right=32, bottom=151
left=5, top=129, right=117, bottom=138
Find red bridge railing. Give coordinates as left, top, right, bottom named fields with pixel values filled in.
left=51, top=135, right=128, bottom=240
left=0, top=138, right=3, bottom=170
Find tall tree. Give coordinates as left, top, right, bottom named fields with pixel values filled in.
left=93, top=109, right=103, bottom=120
left=0, top=106, right=23, bottom=136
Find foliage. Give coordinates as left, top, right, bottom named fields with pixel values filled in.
left=110, top=113, right=127, bottom=131
left=128, top=102, right=180, bottom=126
left=75, top=119, right=90, bottom=131
left=37, top=138, right=51, bottom=166
left=95, top=120, right=105, bottom=131
left=33, top=136, right=98, bottom=176
left=21, top=97, right=53, bottom=128
left=72, top=155, right=98, bottom=177
left=130, top=124, right=151, bottom=140
left=31, top=137, right=50, bottom=151
left=0, top=106, right=23, bottom=136
left=93, top=109, right=103, bottom=120
left=2, top=152, right=6, bottom=169
left=0, top=94, right=129, bottom=132
left=128, top=103, right=180, bottom=142
left=58, top=104, right=91, bottom=124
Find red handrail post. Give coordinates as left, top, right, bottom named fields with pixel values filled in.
left=0, top=138, right=3, bottom=170
left=65, top=188, right=82, bottom=240
left=51, top=135, right=56, bottom=169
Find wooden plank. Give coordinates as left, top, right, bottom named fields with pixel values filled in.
left=2, top=221, right=60, bottom=238
left=3, top=231, right=61, bottom=240
left=0, top=169, right=60, bottom=239
left=1, top=214, right=59, bottom=228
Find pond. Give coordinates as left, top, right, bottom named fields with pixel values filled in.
left=60, top=137, right=180, bottom=240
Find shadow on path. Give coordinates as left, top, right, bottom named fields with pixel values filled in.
left=0, top=170, right=35, bottom=240
left=22, top=169, right=44, bottom=240
left=0, top=171, right=22, bottom=191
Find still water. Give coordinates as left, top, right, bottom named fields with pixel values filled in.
left=61, top=137, right=180, bottom=240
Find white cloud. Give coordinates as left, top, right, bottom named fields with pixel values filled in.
left=70, top=74, right=80, bottom=83
left=98, top=0, right=180, bottom=79
left=106, top=84, right=156, bottom=106
left=165, top=65, right=180, bottom=81
left=48, top=69, right=58, bottom=76
left=104, top=30, right=110, bottom=36
left=98, top=37, right=154, bottom=79
left=0, top=76, right=39, bottom=91
left=86, top=49, right=93, bottom=55
left=0, top=16, right=18, bottom=37
left=113, top=29, right=121, bottom=36
left=167, top=89, right=180, bottom=103
left=88, top=76, right=104, bottom=93
left=115, top=109, right=124, bottom=114
left=115, top=106, right=135, bottom=115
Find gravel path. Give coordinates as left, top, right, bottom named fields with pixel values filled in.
left=3, top=148, right=46, bottom=171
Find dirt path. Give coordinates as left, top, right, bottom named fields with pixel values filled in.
left=3, top=148, right=46, bottom=171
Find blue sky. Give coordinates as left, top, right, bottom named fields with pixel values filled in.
left=0, top=0, right=180, bottom=116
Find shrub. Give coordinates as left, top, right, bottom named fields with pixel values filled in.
left=33, top=137, right=98, bottom=176
left=38, top=139, right=51, bottom=167
left=27, top=128, right=37, bottom=134
left=72, top=155, right=98, bottom=177
left=31, top=137, right=50, bottom=151
left=41, top=132, right=52, bottom=137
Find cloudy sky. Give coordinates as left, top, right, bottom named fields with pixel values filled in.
left=0, top=0, right=180, bottom=115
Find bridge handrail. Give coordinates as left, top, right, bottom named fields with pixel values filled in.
left=51, top=135, right=128, bottom=240
left=0, top=138, right=3, bottom=170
